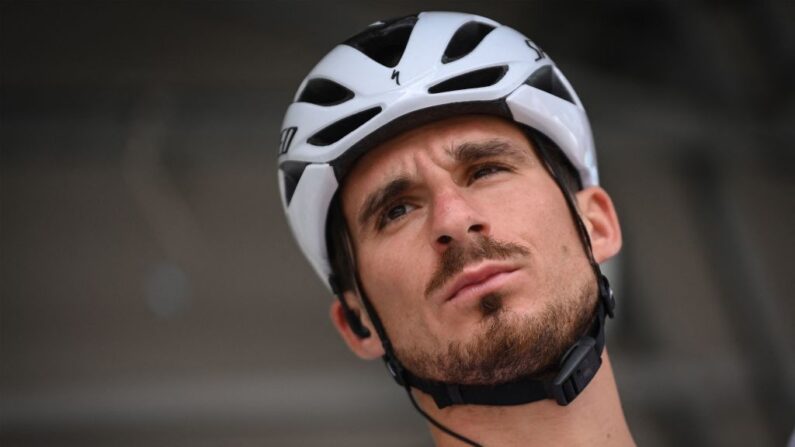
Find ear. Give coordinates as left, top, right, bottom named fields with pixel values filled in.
left=329, top=291, right=385, bottom=360
left=575, top=186, right=622, bottom=263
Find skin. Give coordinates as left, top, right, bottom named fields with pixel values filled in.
left=329, top=115, right=634, bottom=446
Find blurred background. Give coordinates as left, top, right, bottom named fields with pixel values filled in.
left=1, top=1, right=793, bottom=446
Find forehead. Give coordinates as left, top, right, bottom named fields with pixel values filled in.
left=341, top=115, right=532, bottom=193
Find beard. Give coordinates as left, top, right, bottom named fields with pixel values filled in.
left=393, top=235, right=598, bottom=385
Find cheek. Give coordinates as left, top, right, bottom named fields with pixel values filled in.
left=483, top=182, right=559, bottom=242
left=483, top=180, right=577, bottom=268
left=356, top=236, right=433, bottom=318
left=514, top=186, right=591, bottom=284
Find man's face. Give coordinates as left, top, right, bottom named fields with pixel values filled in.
left=341, top=115, right=599, bottom=385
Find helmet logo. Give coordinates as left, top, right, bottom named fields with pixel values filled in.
left=279, top=126, right=298, bottom=155
left=391, top=69, right=401, bottom=86
left=525, top=39, right=546, bottom=62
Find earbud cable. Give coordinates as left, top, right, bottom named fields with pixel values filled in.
left=404, top=384, right=483, bottom=447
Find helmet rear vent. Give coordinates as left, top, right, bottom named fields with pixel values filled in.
left=442, top=21, right=496, bottom=64
left=308, top=107, right=383, bottom=146
left=343, top=15, right=418, bottom=68
left=297, top=79, right=354, bottom=106
left=428, top=66, right=508, bottom=94
left=525, top=65, right=575, bottom=104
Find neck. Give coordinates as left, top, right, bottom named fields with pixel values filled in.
left=416, top=351, right=635, bottom=447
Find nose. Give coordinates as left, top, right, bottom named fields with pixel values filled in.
left=430, top=187, right=490, bottom=253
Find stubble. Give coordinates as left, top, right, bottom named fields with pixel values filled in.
left=395, top=235, right=598, bottom=385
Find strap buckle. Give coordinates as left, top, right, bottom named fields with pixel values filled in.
left=385, top=356, right=406, bottom=386
left=548, top=336, right=601, bottom=405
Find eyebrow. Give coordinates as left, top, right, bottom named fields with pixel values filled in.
left=356, top=138, right=530, bottom=229
left=447, top=138, right=530, bottom=165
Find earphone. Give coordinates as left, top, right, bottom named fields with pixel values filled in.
left=337, top=294, right=372, bottom=339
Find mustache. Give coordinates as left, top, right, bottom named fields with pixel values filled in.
left=424, top=235, right=530, bottom=298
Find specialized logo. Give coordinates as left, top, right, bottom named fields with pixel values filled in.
left=525, top=39, right=546, bottom=62
left=279, top=126, right=297, bottom=155
left=391, top=69, right=401, bottom=86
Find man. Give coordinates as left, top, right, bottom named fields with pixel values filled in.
left=277, top=12, right=635, bottom=446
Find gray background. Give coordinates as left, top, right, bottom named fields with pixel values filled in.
left=1, top=1, right=794, bottom=446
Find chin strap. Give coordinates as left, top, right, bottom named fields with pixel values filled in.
left=383, top=274, right=614, bottom=408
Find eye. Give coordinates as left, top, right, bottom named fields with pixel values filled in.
left=378, top=202, right=416, bottom=229
left=470, top=164, right=509, bottom=182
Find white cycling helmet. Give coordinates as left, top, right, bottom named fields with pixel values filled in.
left=277, top=11, right=598, bottom=289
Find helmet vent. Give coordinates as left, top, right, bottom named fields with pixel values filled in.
left=428, top=66, right=508, bottom=94
left=280, top=161, right=309, bottom=205
left=297, top=78, right=354, bottom=106
left=442, top=21, right=496, bottom=64
left=308, top=107, right=383, bottom=146
left=343, top=15, right=418, bottom=68
left=525, top=65, right=575, bottom=104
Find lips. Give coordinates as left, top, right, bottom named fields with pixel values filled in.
left=442, top=263, right=519, bottom=303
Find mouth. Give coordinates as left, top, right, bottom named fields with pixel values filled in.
left=443, top=263, right=519, bottom=304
